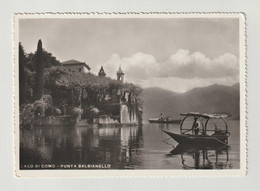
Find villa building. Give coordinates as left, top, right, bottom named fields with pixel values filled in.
left=61, top=59, right=91, bottom=73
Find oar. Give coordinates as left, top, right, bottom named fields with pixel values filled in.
left=182, top=129, right=193, bottom=134
left=206, top=135, right=230, bottom=147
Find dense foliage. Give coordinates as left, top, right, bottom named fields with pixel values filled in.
left=45, top=66, right=142, bottom=95
left=44, top=66, right=143, bottom=114
left=19, top=40, right=143, bottom=126
left=19, top=41, right=61, bottom=103
left=26, top=50, right=61, bottom=71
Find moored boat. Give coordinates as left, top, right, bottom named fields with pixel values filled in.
left=163, top=130, right=229, bottom=146
left=163, top=112, right=231, bottom=146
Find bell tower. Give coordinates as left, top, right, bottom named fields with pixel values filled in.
left=98, top=66, right=106, bottom=77
left=117, top=65, right=124, bottom=82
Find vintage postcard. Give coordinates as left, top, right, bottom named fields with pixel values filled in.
left=13, top=13, right=246, bottom=177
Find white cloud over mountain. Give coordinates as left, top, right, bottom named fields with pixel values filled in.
left=99, top=49, right=239, bottom=92
left=164, top=49, right=238, bottom=79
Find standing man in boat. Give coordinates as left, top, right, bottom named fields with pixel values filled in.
left=160, top=113, right=164, bottom=121
left=192, top=117, right=200, bottom=135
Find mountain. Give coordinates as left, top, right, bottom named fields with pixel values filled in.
left=142, top=83, right=240, bottom=121
left=141, top=87, right=178, bottom=101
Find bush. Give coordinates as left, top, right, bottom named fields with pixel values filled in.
left=71, top=107, right=83, bottom=125
left=20, top=104, right=35, bottom=128
left=72, top=107, right=83, bottom=117
left=53, top=108, right=62, bottom=115
left=34, top=100, right=46, bottom=117
left=33, top=94, right=53, bottom=117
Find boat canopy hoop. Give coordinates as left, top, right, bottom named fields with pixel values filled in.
left=180, top=112, right=229, bottom=119
left=180, top=112, right=229, bottom=134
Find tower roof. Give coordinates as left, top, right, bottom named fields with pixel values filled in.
left=98, top=66, right=106, bottom=76
left=117, top=65, right=124, bottom=75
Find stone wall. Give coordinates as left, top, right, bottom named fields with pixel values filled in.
left=97, top=115, right=120, bottom=124
left=120, top=104, right=138, bottom=124
left=89, top=90, right=140, bottom=125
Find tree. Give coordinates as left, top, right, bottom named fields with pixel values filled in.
left=34, top=39, right=44, bottom=100
left=19, top=43, right=27, bottom=105
left=26, top=50, right=60, bottom=72
left=19, top=43, right=26, bottom=105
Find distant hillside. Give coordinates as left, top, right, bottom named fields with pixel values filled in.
left=142, top=83, right=240, bottom=121
left=141, top=87, right=178, bottom=101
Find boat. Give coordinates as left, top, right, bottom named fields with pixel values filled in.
left=149, top=116, right=181, bottom=124
left=149, top=118, right=181, bottom=124
left=163, top=112, right=231, bottom=147
left=163, top=131, right=229, bottom=146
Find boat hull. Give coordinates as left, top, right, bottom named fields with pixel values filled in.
left=162, top=131, right=228, bottom=146
left=149, top=119, right=181, bottom=124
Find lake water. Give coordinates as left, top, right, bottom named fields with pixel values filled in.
left=20, top=121, right=240, bottom=170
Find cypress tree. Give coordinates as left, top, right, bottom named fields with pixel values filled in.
left=34, top=39, right=44, bottom=100
left=19, top=43, right=26, bottom=105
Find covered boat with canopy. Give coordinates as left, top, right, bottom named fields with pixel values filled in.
left=163, top=112, right=231, bottom=147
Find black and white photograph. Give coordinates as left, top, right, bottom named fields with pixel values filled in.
left=14, top=13, right=246, bottom=176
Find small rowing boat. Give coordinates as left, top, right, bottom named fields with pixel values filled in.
left=149, top=117, right=181, bottom=124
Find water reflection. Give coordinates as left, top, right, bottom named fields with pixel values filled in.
left=20, top=125, right=143, bottom=169
left=20, top=121, right=239, bottom=170
left=167, top=144, right=232, bottom=169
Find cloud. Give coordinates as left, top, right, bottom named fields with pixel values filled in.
left=103, top=49, right=238, bottom=80
left=162, top=49, right=239, bottom=79
left=102, top=52, right=159, bottom=82
left=101, top=49, right=239, bottom=92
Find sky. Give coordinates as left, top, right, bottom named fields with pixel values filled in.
left=19, top=18, right=240, bottom=92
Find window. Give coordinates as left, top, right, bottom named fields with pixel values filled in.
left=79, top=67, right=82, bottom=72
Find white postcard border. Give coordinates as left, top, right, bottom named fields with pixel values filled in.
left=13, top=12, right=247, bottom=177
